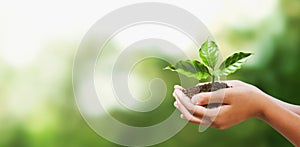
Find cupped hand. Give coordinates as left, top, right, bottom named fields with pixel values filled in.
left=173, top=80, right=271, bottom=130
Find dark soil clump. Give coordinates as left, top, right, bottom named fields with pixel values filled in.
left=183, top=82, right=231, bottom=98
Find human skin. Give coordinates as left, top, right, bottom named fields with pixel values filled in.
left=173, top=80, right=300, bottom=146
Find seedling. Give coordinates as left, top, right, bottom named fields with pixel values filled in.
left=164, top=38, right=252, bottom=99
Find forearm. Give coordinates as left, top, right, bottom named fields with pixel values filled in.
left=260, top=98, right=300, bottom=146
left=270, top=97, right=300, bottom=115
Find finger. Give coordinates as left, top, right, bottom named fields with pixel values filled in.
left=174, top=89, right=206, bottom=116
left=174, top=101, right=178, bottom=108
left=180, top=114, right=203, bottom=124
left=174, top=89, right=194, bottom=110
left=191, top=92, right=212, bottom=105
left=191, top=89, right=230, bottom=106
left=174, top=85, right=184, bottom=90
left=204, top=106, right=222, bottom=118
left=181, top=114, right=213, bottom=126
left=172, top=91, right=177, bottom=99
left=175, top=100, right=202, bottom=124
left=176, top=99, right=221, bottom=126
left=221, top=80, right=245, bottom=87
left=174, top=90, right=207, bottom=118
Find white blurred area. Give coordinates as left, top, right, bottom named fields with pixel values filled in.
left=0, top=0, right=278, bottom=117
left=0, top=0, right=277, bottom=67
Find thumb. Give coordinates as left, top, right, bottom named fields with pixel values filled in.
left=191, top=92, right=212, bottom=105
left=191, top=89, right=229, bottom=105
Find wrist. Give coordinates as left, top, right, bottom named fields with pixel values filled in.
left=255, top=93, right=274, bottom=120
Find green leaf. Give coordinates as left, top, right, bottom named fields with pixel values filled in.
left=199, top=39, right=219, bottom=69
left=219, top=52, right=253, bottom=76
left=164, top=60, right=210, bottom=81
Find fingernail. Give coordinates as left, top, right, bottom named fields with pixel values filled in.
left=174, top=101, right=178, bottom=108
left=180, top=114, right=185, bottom=119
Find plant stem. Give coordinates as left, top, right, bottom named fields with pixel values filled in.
left=212, top=75, right=215, bottom=83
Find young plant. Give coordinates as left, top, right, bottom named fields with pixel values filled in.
left=164, top=39, right=252, bottom=84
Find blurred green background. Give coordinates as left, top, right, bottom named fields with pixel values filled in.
left=1, top=0, right=299, bottom=146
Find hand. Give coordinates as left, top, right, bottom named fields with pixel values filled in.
left=173, top=80, right=271, bottom=129
left=173, top=80, right=300, bottom=145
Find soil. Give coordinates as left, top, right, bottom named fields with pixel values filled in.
left=182, top=82, right=232, bottom=108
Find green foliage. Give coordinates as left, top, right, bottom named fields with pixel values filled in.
left=219, top=52, right=253, bottom=76
left=164, top=39, right=252, bottom=81
left=164, top=60, right=210, bottom=81
left=199, top=39, right=219, bottom=69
